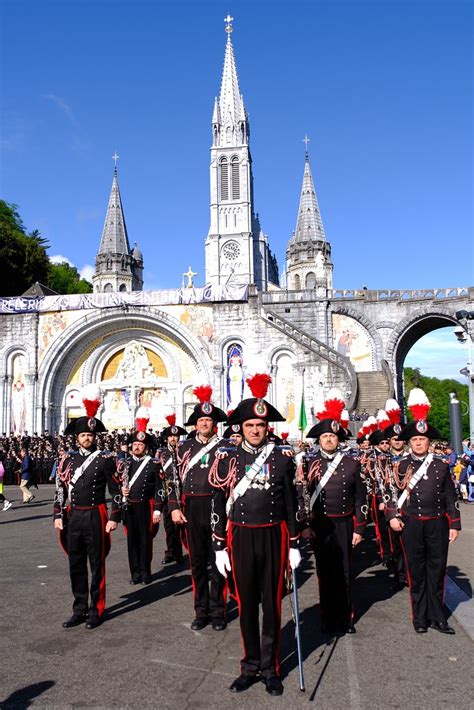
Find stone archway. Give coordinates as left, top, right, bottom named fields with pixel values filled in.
left=37, top=307, right=212, bottom=431
left=387, top=311, right=458, bottom=410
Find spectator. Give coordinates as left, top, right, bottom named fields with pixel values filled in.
left=18, top=447, right=34, bottom=504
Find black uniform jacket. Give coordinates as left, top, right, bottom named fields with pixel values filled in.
left=210, top=441, right=301, bottom=551
left=53, top=448, right=121, bottom=523
left=168, top=435, right=222, bottom=510
left=385, top=454, right=461, bottom=530
left=126, top=455, right=165, bottom=512
left=305, top=451, right=368, bottom=533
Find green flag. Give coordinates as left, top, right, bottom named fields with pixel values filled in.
left=298, top=393, right=307, bottom=432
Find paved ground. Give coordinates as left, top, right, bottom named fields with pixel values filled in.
left=1, top=485, right=473, bottom=709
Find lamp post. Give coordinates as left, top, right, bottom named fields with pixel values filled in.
left=454, top=310, right=474, bottom=443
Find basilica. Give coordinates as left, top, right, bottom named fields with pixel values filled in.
left=1, top=18, right=470, bottom=437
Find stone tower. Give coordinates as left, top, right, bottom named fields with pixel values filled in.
left=205, top=16, right=278, bottom=290
left=92, top=164, right=144, bottom=293
left=286, top=149, right=333, bottom=295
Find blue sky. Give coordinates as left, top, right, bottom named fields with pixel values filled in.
left=1, top=0, right=472, bottom=380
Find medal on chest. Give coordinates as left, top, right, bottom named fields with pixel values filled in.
left=200, top=453, right=210, bottom=469
left=246, top=463, right=270, bottom=490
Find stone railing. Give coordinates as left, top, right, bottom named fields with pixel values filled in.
left=261, top=287, right=472, bottom=304
left=261, top=308, right=358, bottom=409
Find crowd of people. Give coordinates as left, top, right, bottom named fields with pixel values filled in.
left=0, top=382, right=468, bottom=697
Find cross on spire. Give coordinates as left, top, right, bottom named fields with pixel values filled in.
left=303, top=134, right=310, bottom=155
left=224, top=14, right=234, bottom=34
left=112, top=151, right=120, bottom=168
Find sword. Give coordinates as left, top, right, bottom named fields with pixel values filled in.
left=292, top=567, right=305, bottom=692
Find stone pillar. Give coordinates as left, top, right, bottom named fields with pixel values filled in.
left=4, top=375, right=12, bottom=434
left=25, top=374, right=36, bottom=435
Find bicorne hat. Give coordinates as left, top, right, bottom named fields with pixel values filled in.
left=64, top=385, right=106, bottom=435
left=399, top=388, right=441, bottom=441
left=185, top=385, right=227, bottom=426
left=306, top=388, right=348, bottom=441
left=226, top=373, right=285, bottom=425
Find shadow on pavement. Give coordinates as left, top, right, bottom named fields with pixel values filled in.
left=447, top=564, right=472, bottom=599
left=0, top=680, right=55, bottom=708
left=105, top=573, right=195, bottom=620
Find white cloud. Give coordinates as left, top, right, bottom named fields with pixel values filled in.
left=80, top=264, right=94, bottom=282
left=43, top=93, right=78, bottom=127
left=50, top=254, right=73, bottom=266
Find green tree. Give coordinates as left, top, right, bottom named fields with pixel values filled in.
left=0, top=201, right=92, bottom=295
left=0, top=201, right=50, bottom=295
left=48, top=261, right=92, bottom=294
left=404, top=367, right=469, bottom=440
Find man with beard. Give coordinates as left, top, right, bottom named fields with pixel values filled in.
left=169, top=385, right=227, bottom=631
left=53, top=385, right=121, bottom=629
left=120, top=408, right=164, bottom=585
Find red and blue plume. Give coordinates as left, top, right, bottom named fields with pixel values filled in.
left=324, top=388, right=345, bottom=422
left=136, top=406, right=150, bottom=432
left=193, top=385, right=213, bottom=403
left=165, top=412, right=176, bottom=427
left=82, top=384, right=101, bottom=418
left=385, top=398, right=401, bottom=424
left=376, top=410, right=391, bottom=431
left=407, top=388, right=431, bottom=421
left=246, top=373, right=272, bottom=399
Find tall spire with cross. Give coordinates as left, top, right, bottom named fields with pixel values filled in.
left=205, top=17, right=279, bottom=291
left=286, top=139, right=332, bottom=292
left=92, top=157, right=144, bottom=293
left=292, top=140, right=326, bottom=243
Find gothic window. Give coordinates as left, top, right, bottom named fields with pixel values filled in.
left=220, top=157, right=229, bottom=201
left=226, top=343, right=244, bottom=409
left=306, top=272, right=316, bottom=289
left=294, top=274, right=301, bottom=290
left=231, top=156, right=240, bottom=200
left=104, top=283, right=113, bottom=292
left=119, top=284, right=127, bottom=292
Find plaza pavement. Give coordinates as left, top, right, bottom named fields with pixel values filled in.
left=1, top=485, right=473, bottom=709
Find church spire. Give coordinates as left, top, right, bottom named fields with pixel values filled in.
left=286, top=141, right=332, bottom=293
left=97, top=164, right=131, bottom=256
left=212, top=15, right=248, bottom=147
left=291, top=148, right=326, bottom=243
left=92, top=157, right=143, bottom=294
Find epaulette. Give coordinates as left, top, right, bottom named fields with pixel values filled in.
left=99, top=450, right=115, bottom=459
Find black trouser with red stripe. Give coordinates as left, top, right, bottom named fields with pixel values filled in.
left=163, top=502, right=183, bottom=561
left=372, top=494, right=391, bottom=562
left=310, top=514, right=354, bottom=630
left=125, top=500, right=154, bottom=581
left=388, top=527, right=406, bottom=584
left=400, top=516, right=449, bottom=626
left=184, top=495, right=226, bottom=621
left=67, top=505, right=108, bottom=619
left=230, top=522, right=288, bottom=678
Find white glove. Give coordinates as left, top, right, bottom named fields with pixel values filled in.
left=289, top=547, right=302, bottom=570
left=215, top=550, right=232, bottom=578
